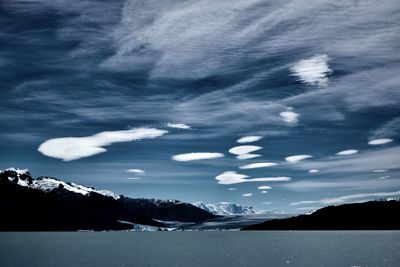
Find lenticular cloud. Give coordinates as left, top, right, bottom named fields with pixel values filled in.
left=38, top=128, right=168, bottom=161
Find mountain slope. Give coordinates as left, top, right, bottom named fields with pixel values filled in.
left=0, top=168, right=216, bottom=231
left=242, top=200, right=400, bottom=230
left=193, top=202, right=268, bottom=215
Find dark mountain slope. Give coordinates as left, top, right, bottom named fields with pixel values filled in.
left=243, top=200, right=400, bottom=230
left=0, top=168, right=216, bottom=231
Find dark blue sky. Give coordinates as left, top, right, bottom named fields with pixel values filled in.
left=1, top=0, right=399, bottom=212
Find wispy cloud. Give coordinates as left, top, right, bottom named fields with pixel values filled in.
left=239, top=162, right=277, bottom=169
left=368, top=138, right=393, bottom=145
left=166, top=123, right=192, bottom=130
left=172, top=152, right=224, bottom=162
left=279, top=108, right=299, bottom=124
left=236, top=154, right=262, bottom=160
left=38, top=128, right=168, bottom=161
left=285, top=155, right=313, bottom=163
left=215, top=171, right=291, bottom=185
left=336, top=149, right=358, bottom=156
left=257, top=185, right=272, bottom=190
left=242, top=193, right=252, bottom=197
left=127, top=169, right=145, bottom=175
left=290, top=54, right=332, bottom=87
left=236, top=136, right=263, bottom=143
left=290, top=190, right=400, bottom=206
left=290, top=146, right=400, bottom=173
left=229, top=145, right=263, bottom=155
left=308, top=169, right=320, bottom=173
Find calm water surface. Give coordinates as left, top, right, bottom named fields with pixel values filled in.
left=1, top=231, right=399, bottom=266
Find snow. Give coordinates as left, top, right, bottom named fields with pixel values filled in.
left=193, top=202, right=267, bottom=215
left=1, top=168, right=120, bottom=200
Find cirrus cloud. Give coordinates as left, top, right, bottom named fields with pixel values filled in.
left=237, top=136, right=263, bottom=143
left=368, top=138, right=393, bottom=145
left=172, top=152, right=224, bottom=162
left=336, top=149, right=358, bottom=156
left=215, top=171, right=291, bottom=185
left=239, top=162, right=278, bottom=169
left=38, top=128, right=168, bottom=161
left=285, top=155, right=313, bottom=163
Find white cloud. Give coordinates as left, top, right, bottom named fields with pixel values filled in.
left=237, top=136, right=263, bottom=143
left=127, top=177, right=142, bottom=180
left=368, top=138, right=393, bottom=145
left=336, top=149, right=358, bottom=156
left=290, top=54, right=332, bottom=87
left=236, top=154, right=262, bottom=160
left=37, top=128, right=168, bottom=161
left=285, top=155, right=313, bottom=163
left=215, top=171, right=291, bottom=185
left=239, top=162, right=277, bottom=169
left=378, top=176, right=390, bottom=180
left=166, top=123, right=192, bottom=130
left=127, top=169, right=145, bottom=175
left=242, top=193, right=252, bottom=197
left=288, top=146, right=400, bottom=173
left=257, top=185, right=272, bottom=190
left=228, top=145, right=262, bottom=155
left=291, top=190, right=400, bottom=206
left=372, top=169, right=388, bottom=173
left=261, top=191, right=268, bottom=194
left=279, top=108, right=299, bottom=124
left=308, top=169, right=320, bottom=173
left=262, top=202, right=272, bottom=204
left=227, top=188, right=237, bottom=191
left=172, top=152, right=224, bottom=162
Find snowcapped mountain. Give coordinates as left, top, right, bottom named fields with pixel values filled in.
left=2, top=168, right=119, bottom=199
left=0, top=168, right=216, bottom=231
left=193, top=202, right=267, bottom=215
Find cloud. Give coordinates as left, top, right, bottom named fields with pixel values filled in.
left=285, top=155, right=313, bottom=163
left=228, top=145, right=262, bottom=155
left=261, top=191, right=268, bottom=194
left=378, top=176, right=390, bottom=180
left=172, top=152, right=224, bottom=161
left=215, top=171, right=291, bottom=185
left=242, top=193, right=252, bottom=197
left=290, top=146, right=400, bottom=173
left=308, top=169, right=320, bottom=173
left=279, top=108, right=299, bottom=124
left=257, top=185, right=272, bottom=190
left=290, top=190, right=400, bottom=206
left=370, top=117, right=400, bottom=139
left=236, top=154, right=262, bottom=160
left=166, top=123, right=192, bottom=130
left=372, top=169, right=388, bottom=173
left=38, top=128, right=168, bottom=161
left=237, top=136, right=263, bottom=143
left=368, top=138, right=393, bottom=145
left=336, top=149, right=358, bottom=156
left=239, top=162, right=277, bottom=169
left=127, top=169, right=145, bottom=175
left=290, top=54, right=332, bottom=87
left=227, top=188, right=237, bottom=191
left=281, top=178, right=400, bottom=192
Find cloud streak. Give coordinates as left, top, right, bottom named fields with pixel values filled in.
left=215, top=171, right=291, bottom=185
left=38, top=128, right=168, bottom=161
left=172, top=152, right=224, bottom=162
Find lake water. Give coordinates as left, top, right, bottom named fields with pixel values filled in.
left=1, top=231, right=399, bottom=266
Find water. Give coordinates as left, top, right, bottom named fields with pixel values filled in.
left=1, top=231, right=399, bottom=266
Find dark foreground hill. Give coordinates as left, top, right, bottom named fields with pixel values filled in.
left=0, top=168, right=216, bottom=231
left=242, top=200, right=400, bottom=230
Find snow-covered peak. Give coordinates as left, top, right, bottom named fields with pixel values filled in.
left=193, top=202, right=267, bottom=215
left=0, top=168, right=119, bottom=200
left=4, top=168, right=29, bottom=176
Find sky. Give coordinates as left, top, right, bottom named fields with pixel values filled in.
left=1, top=0, right=399, bottom=213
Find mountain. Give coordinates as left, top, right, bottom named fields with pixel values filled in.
left=193, top=202, right=269, bottom=215
left=0, top=168, right=216, bottom=231
left=242, top=200, right=400, bottom=230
